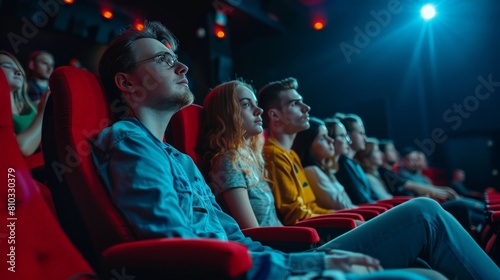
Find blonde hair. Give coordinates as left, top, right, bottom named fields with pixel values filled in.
left=202, top=80, right=266, bottom=185
left=0, top=50, right=36, bottom=115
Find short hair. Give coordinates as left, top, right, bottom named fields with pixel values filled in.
left=27, top=50, right=54, bottom=77
left=98, top=21, right=179, bottom=119
left=257, top=77, right=298, bottom=125
left=399, top=146, right=418, bottom=158
left=334, top=112, right=363, bottom=133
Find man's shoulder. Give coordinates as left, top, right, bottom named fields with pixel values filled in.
left=263, top=140, right=291, bottom=163
left=94, top=118, right=155, bottom=150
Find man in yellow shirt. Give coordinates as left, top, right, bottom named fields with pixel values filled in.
left=258, top=77, right=331, bottom=225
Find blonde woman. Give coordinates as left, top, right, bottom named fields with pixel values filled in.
left=203, top=80, right=283, bottom=228
left=0, top=50, right=50, bottom=156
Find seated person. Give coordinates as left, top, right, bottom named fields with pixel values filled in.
left=292, top=117, right=357, bottom=209
left=92, top=22, right=499, bottom=279
left=450, top=169, right=483, bottom=200
left=378, top=139, right=399, bottom=171
left=0, top=50, right=50, bottom=156
left=398, top=147, right=485, bottom=232
left=27, top=50, right=54, bottom=104
left=378, top=140, right=455, bottom=198
left=332, top=113, right=379, bottom=204
left=203, top=80, right=283, bottom=228
left=354, top=137, right=393, bottom=200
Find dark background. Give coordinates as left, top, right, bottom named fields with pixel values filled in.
left=1, top=0, right=499, bottom=190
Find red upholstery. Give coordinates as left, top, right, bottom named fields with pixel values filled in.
left=422, top=167, right=448, bottom=186
left=169, top=104, right=204, bottom=167
left=0, top=70, right=95, bottom=279
left=44, top=66, right=252, bottom=278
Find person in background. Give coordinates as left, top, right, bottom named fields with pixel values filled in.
left=0, top=50, right=50, bottom=156
left=354, top=137, right=393, bottom=200
left=398, top=147, right=485, bottom=232
left=293, top=117, right=357, bottom=210
left=27, top=50, right=54, bottom=104
left=333, top=113, right=379, bottom=204
left=450, top=169, right=483, bottom=200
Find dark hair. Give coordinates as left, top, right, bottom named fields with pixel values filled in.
left=292, top=117, right=325, bottom=168
left=98, top=21, right=178, bottom=119
left=257, top=77, right=298, bottom=125
left=400, top=146, right=418, bottom=158
left=334, top=112, right=363, bottom=133
left=324, top=117, right=343, bottom=138
left=378, top=139, right=394, bottom=154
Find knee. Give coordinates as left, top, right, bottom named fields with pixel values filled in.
left=407, top=197, right=441, bottom=210
left=401, top=197, right=442, bottom=216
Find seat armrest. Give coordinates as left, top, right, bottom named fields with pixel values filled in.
left=242, top=226, right=320, bottom=244
left=296, top=217, right=356, bottom=229
left=307, top=212, right=365, bottom=222
left=102, top=238, right=251, bottom=278
left=335, top=208, right=379, bottom=220
left=356, top=205, right=387, bottom=214
left=490, top=211, right=500, bottom=223
left=378, top=197, right=413, bottom=206
left=359, top=202, right=393, bottom=209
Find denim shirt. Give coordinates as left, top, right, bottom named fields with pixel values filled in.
left=92, top=118, right=327, bottom=279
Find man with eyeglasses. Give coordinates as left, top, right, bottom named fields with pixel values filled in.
left=92, top=21, right=499, bottom=280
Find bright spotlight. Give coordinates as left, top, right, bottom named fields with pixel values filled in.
left=421, top=4, right=436, bottom=20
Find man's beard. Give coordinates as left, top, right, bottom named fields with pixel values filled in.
left=163, top=89, right=194, bottom=111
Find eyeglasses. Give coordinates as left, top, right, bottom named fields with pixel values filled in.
left=133, top=52, right=178, bottom=68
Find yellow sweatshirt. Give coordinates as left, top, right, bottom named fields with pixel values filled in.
left=263, top=137, right=332, bottom=225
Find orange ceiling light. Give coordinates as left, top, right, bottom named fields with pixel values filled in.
left=101, top=8, right=113, bottom=20
left=134, top=21, right=145, bottom=31
left=214, top=25, right=226, bottom=39
left=313, top=20, right=325, bottom=30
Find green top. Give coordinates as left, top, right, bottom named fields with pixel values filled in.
left=12, top=105, right=36, bottom=134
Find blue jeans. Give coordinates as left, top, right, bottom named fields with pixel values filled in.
left=319, top=197, right=499, bottom=279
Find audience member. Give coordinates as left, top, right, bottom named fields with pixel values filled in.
left=378, top=140, right=454, bottom=198
left=398, top=147, right=485, bottom=231
left=258, top=78, right=332, bottom=225
left=293, top=117, right=357, bottom=209
left=0, top=50, right=50, bottom=156
left=450, top=169, right=483, bottom=200
left=203, top=80, right=282, bottom=228
left=27, top=50, right=54, bottom=104
left=378, top=139, right=399, bottom=171
left=334, top=113, right=379, bottom=204
left=398, top=147, right=457, bottom=194
left=354, top=137, right=393, bottom=200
